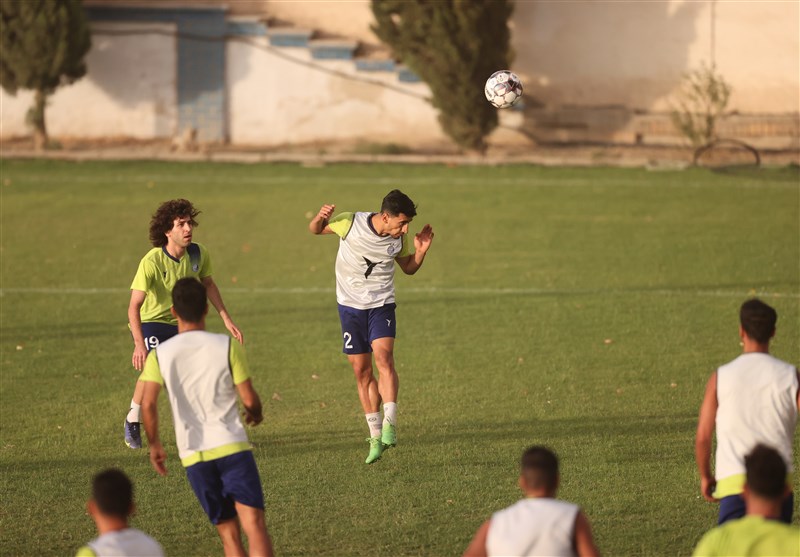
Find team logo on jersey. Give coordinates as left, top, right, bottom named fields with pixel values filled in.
left=192, top=263, right=199, bottom=272
left=363, top=257, right=380, bottom=278
left=387, top=243, right=399, bottom=256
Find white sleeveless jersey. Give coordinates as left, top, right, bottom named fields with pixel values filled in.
left=486, top=498, right=579, bottom=557
left=716, top=352, right=798, bottom=480
left=331, top=212, right=410, bottom=310
left=153, top=331, right=249, bottom=461
left=86, top=528, right=164, bottom=556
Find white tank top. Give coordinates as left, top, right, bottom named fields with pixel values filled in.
left=86, top=528, right=164, bottom=556
left=155, top=331, right=249, bottom=460
left=716, top=352, right=798, bottom=480
left=333, top=212, right=407, bottom=310
left=486, top=498, right=579, bottom=557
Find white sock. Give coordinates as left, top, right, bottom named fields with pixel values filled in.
left=383, top=402, right=398, bottom=427
left=366, top=412, right=382, bottom=438
left=126, top=401, right=141, bottom=424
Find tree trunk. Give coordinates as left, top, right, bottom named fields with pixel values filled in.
left=31, top=89, right=48, bottom=151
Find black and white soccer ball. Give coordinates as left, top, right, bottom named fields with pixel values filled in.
left=484, top=70, right=523, bottom=109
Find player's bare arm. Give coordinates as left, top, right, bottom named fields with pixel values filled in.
left=574, top=510, right=601, bottom=557
left=141, top=381, right=168, bottom=476
left=309, top=204, right=336, bottom=234
left=461, top=519, right=490, bottom=557
left=202, top=276, right=244, bottom=344
left=397, top=224, right=434, bottom=275
left=236, top=379, right=264, bottom=426
left=128, top=289, right=148, bottom=371
left=695, top=371, right=719, bottom=502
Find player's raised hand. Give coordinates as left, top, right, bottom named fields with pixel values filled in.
left=414, top=224, right=434, bottom=253
left=150, top=442, right=168, bottom=476
left=310, top=204, right=336, bottom=234
left=317, top=204, right=335, bottom=221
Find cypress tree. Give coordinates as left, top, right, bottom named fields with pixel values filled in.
left=371, top=0, right=513, bottom=153
left=0, top=0, right=91, bottom=149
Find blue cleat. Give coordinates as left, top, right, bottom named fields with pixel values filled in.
left=124, top=419, right=142, bottom=449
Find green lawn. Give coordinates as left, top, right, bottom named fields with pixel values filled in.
left=1, top=160, right=798, bottom=556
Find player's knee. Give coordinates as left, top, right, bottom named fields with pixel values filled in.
left=373, top=352, right=395, bottom=373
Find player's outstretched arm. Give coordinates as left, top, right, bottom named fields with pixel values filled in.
left=397, top=224, right=434, bottom=275
left=695, top=371, right=719, bottom=502
left=128, top=289, right=148, bottom=370
left=462, top=519, right=490, bottom=557
left=202, top=276, right=244, bottom=344
left=141, top=380, right=168, bottom=476
left=309, top=204, right=336, bottom=235
left=236, top=379, right=264, bottom=426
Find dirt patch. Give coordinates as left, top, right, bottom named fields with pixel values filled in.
left=1, top=134, right=797, bottom=167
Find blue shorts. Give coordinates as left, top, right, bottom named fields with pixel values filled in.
left=719, top=492, right=794, bottom=525
left=140, top=322, right=178, bottom=352
left=338, top=303, right=396, bottom=354
left=185, top=451, right=265, bottom=525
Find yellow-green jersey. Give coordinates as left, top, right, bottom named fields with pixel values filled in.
left=693, top=516, right=800, bottom=557
left=130, top=243, right=212, bottom=324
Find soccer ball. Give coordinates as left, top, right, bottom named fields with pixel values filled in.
left=485, top=70, right=523, bottom=109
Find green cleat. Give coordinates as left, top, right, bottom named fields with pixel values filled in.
left=381, top=424, right=397, bottom=448
left=365, top=437, right=384, bottom=464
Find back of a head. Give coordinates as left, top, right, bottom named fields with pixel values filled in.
left=520, top=446, right=559, bottom=493
left=380, top=189, right=417, bottom=218
left=172, top=278, right=207, bottom=323
left=93, top=468, right=133, bottom=519
left=745, top=444, right=787, bottom=500
left=740, top=298, right=777, bottom=344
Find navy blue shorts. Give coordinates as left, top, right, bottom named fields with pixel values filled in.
left=338, top=303, right=396, bottom=354
left=718, top=492, right=794, bottom=525
left=185, top=451, right=265, bottom=525
left=140, top=322, right=178, bottom=352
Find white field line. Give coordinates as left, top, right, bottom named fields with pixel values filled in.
left=0, top=286, right=797, bottom=298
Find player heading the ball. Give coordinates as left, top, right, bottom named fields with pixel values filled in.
left=309, top=190, right=434, bottom=464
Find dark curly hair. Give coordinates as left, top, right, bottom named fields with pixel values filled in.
left=149, top=199, right=200, bottom=247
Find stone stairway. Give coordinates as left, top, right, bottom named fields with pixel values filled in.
left=228, top=18, right=422, bottom=84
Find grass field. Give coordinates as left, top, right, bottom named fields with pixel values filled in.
left=1, top=160, right=798, bottom=556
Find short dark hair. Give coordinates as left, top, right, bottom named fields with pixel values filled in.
left=380, top=189, right=417, bottom=218
left=745, top=444, right=787, bottom=500
left=172, top=278, right=207, bottom=323
left=740, top=299, right=777, bottom=344
left=92, top=469, right=133, bottom=518
left=520, top=446, right=559, bottom=491
left=149, top=199, right=200, bottom=247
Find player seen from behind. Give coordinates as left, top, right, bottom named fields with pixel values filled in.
left=693, top=444, right=800, bottom=556
left=462, top=446, right=600, bottom=557
left=76, top=468, right=164, bottom=557
left=695, top=298, right=798, bottom=524
left=140, top=278, right=273, bottom=557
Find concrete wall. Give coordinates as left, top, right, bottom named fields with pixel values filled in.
left=513, top=0, right=799, bottom=113
left=0, top=21, right=177, bottom=139
left=2, top=1, right=796, bottom=148
left=263, top=0, right=377, bottom=42
left=227, top=37, right=445, bottom=145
